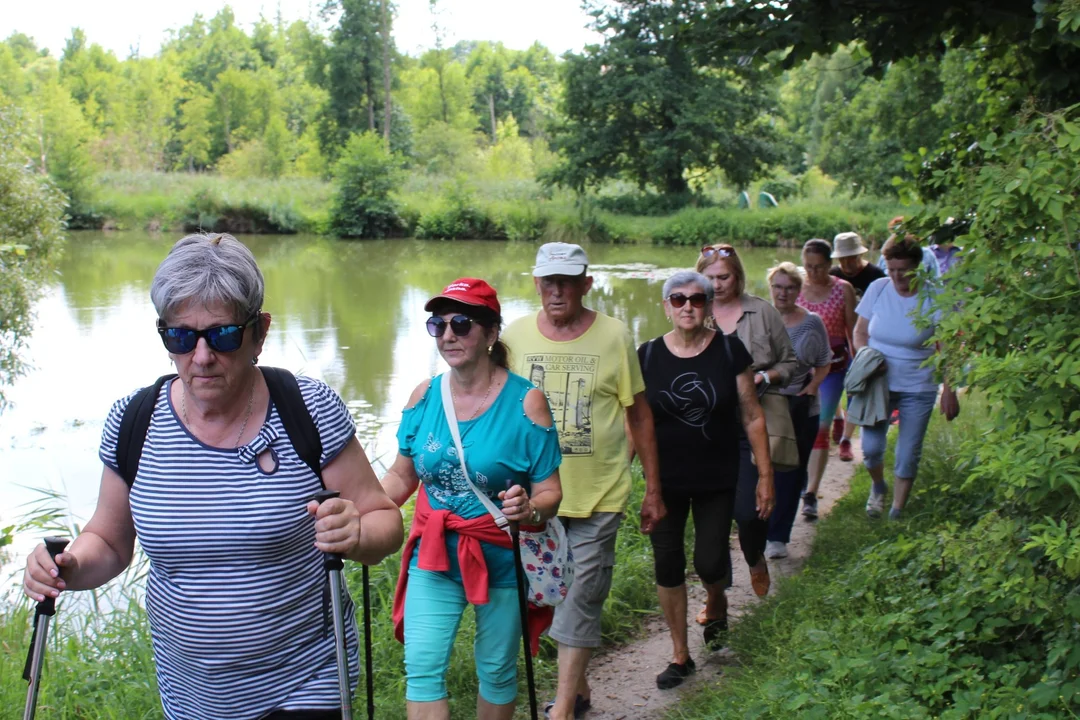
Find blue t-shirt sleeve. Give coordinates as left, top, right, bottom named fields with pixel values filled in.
left=98, top=389, right=141, bottom=472
left=395, top=381, right=434, bottom=458
left=297, top=376, right=357, bottom=467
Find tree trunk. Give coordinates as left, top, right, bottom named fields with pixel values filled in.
left=663, top=171, right=689, bottom=195
left=223, top=109, right=233, bottom=154
left=366, top=72, right=376, bottom=131
left=488, top=93, right=497, bottom=143
left=437, top=63, right=449, bottom=124
left=382, top=0, right=392, bottom=148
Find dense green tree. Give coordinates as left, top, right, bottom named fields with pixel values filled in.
left=324, top=0, right=390, bottom=143
left=0, top=101, right=66, bottom=408
left=816, top=57, right=949, bottom=196
left=547, top=0, right=782, bottom=194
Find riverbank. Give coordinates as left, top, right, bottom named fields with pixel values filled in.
left=79, top=171, right=903, bottom=246
left=668, top=395, right=1080, bottom=719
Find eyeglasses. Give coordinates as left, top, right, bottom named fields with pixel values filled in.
left=426, top=314, right=474, bottom=338
left=700, top=245, right=735, bottom=260
left=157, top=315, right=257, bottom=355
left=667, top=292, right=708, bottom=309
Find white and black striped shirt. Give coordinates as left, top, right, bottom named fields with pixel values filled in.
left=99, top=375, right=360, bottom=720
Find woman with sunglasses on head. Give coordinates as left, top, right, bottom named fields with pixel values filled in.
left=637, top=270, right=770, bottom=685
left=380, top=278, right=563, bottom=720
left=765, top=263, right=832, bottom=559
left=694, top=244, right=792, bottom=605
left=795, top=238, right=857, bottom=516
left=22, top=233, right=404, bottom=720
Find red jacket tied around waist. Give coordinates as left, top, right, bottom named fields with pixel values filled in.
left=391, top=486, right=553, bottom=655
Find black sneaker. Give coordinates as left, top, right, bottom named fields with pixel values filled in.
left=703, top=618, right=729, bottom=649
left=802, top=492, right=818, bottom=519
left=656, top=658, right=696, bottom=689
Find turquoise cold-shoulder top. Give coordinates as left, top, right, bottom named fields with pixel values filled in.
left=396, top=371, right=562, bottom=587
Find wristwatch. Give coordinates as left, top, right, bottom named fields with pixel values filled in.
left=528, top=505, right=543, bottom=525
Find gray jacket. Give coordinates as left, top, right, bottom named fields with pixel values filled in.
left=845, top=346, right=889, bottom=426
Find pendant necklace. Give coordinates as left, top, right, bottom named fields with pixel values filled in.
left=452, top=372, right=495, bottom=421
left=182, top=377, right=256, bottom=447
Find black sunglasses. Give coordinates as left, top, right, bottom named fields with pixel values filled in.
left=700, top=245, right=735, bottom=259
left=157, top=315, right=258, bottom=354
left=426, top=314, right=474, bottom=338
left=668, top=292, right=708, bottom=309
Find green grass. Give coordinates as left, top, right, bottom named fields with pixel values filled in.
left=669, top=396, right=1080, bottom=719
left=0, top=466, right=657, bottom=719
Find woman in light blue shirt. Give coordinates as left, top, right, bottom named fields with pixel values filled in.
left=854, top=237, right=959, bottom=521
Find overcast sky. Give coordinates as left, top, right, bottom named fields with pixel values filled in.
left=0, top=0, right=602, bottom=59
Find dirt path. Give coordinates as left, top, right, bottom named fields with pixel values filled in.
left=581, top=446, right=861, bottom=719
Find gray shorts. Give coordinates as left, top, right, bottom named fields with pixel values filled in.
left=548, top=512, right=623, bottom=649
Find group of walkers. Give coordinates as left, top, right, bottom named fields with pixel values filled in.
left=22, top=227, right=960, bottom=719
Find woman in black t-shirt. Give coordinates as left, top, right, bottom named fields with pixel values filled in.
left=637, top=270, right=774, bottom=690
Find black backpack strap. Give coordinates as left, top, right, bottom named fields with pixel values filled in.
left=261, top=366, right=323, bottom=482
left=643, top=338, right=657, bottom=374
left=116, top=374, right=176, bottom=487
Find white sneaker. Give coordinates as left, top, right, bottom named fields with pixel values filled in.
left=866, top=491, right=886, bottom=518
left=764, top=541, right=788, bottom=559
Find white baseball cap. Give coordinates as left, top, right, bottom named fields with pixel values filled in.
left=532, top=242, right=589, bottom=277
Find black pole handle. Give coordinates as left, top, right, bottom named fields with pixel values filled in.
left=313, top=489, right=340, bottom=504
left=39, top=538, right=70, bottom=616
left=312, top=491, right=343, bottom=569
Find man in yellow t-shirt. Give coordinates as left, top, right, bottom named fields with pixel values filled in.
left=502, top=242, right=664, bottom=720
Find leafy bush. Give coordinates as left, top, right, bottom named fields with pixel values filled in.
left=917, top=107, right=1080, bottom=557
left=595, top=191, right=712, bottom=216
left=675, top=401, right=1080, bottom=719
left=181, top=188, right=302, bottom=234
left=330, top=132, right=405, bottom=239
left=759, top=177, right=801, bottom=201
left=651, top=202, right=900, bottom=247
left=494, top=202, right=548, bottom=242
left=414, top=183, right=499, bottom=239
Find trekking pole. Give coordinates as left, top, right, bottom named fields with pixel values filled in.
left=508, top=514, right=539, bottom=720
left=361, top=563, right=375, bottom=720
left=313, top=490, right=354, bottom=720
left=23, top=536, right=70, bottom=720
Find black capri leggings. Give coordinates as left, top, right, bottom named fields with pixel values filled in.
left=649, top=488, right=737, bottom=588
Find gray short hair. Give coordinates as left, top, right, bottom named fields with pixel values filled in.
left=151, top=233, right=265, bottom=324
left=662, top=271, right=713, bottom=303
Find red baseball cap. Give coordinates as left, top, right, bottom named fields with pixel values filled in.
left=424, top=278, right=501, bottom=316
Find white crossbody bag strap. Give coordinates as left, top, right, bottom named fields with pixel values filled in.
left=440, top=374, right=511, bottom=534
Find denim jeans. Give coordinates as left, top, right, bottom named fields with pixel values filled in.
left=860, top=390, right=937, bottom=480
left=768, top=395, right=818, bottom=544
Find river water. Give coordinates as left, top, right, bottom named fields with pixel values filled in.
left=0, top=232, right=797, bottom=595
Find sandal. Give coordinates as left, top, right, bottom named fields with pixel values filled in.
left=543, top=694, right=592, bottom=719
left=656, top=658, right=696, bottom=689
left=750, top=564, right=771, bottom=597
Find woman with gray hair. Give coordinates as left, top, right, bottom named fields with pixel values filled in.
left=22, top=233, right=404, bottom=720
left=636, top=270, right=772, bottom=689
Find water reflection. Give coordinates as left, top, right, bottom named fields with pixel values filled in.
left=0, top=232, right=797, bottom=592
